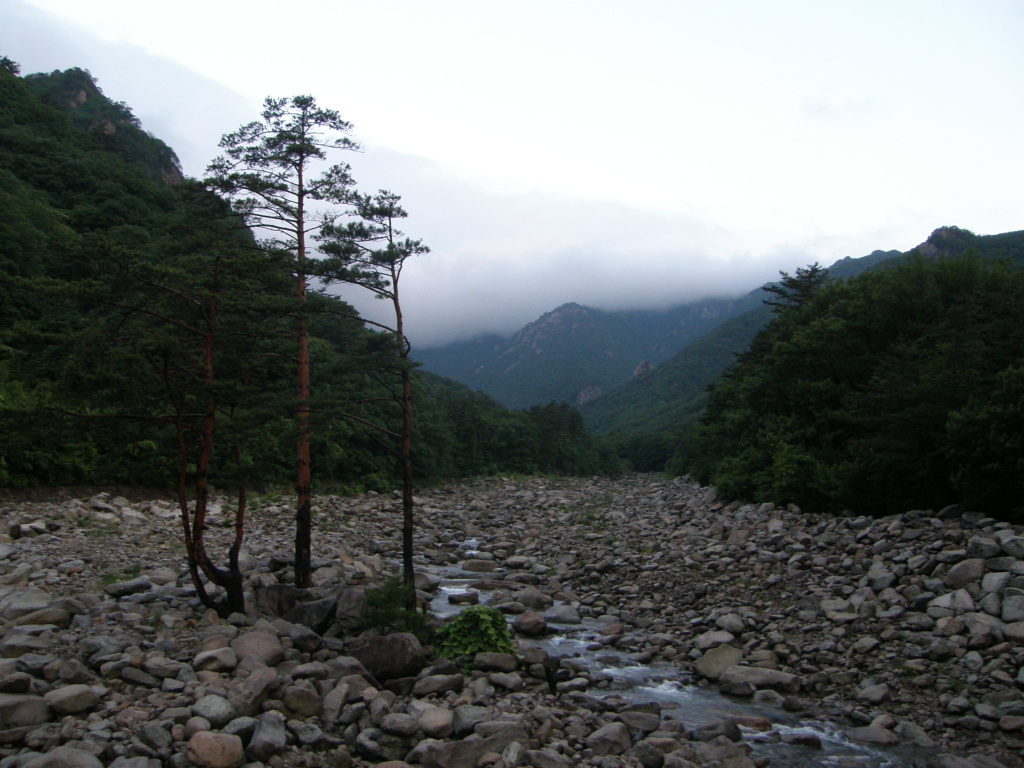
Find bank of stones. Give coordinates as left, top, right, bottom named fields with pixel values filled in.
left=0, top=475, right=1021, bottom=767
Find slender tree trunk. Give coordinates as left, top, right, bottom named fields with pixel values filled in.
left=400, top=364, right=415, bottom=604
left=393, top=283, right=416, bottom=606
left=174, top=300, right=246, bottom=617
left=227, top=408, right=247, bottom=616
left=294, top=179, right=313, bottom=588
left=174, top=402, right=213, bottom=610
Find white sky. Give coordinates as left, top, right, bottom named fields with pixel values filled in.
left=4, top=0, right=1023, bottom=346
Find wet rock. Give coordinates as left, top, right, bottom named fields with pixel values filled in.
left=845, top=724, right=900, bottom=745
left=463, top=559, right=497, bottom=573
left=617, top=710, right=662, bottom=734
left=514, top=586, right=553, bottom=610
left=695, top=645, right=742, bottom=680
left=474, top=652, right=517, bottom=672
left=694, top=735, right=755, bottom=767
left=718, top=666, right=801, bottom=694
left=542, top=603, right=581, bottom=624
left=512, top=611, right=547, bottom=636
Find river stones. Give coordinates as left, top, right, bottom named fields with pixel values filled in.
left=1, top=477, right=1022, bottom=767
left=512, top=610, right=548, bottom=635
left=587, top=721, right=632, bottom=756
left=695, top=644, right=743, bottom=680
left=718, top=667, right=801, bottom=695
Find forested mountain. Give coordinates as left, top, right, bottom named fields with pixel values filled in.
left=581, top=249, right=900, bottom=436
left=676, top=236, right=1024, bottom=519
left=0, top=60, right=615, bottom=491
left=416, top=296, right=758, bottom=409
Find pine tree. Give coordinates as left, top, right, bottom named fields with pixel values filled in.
left=320, top=191, right=428, bottom=601
left=206, top=96, right=359, bottom=587
left=763, top=262, right=828, bottom=313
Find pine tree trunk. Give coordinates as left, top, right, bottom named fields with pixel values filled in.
left=294, top=207, right=313, bottom=589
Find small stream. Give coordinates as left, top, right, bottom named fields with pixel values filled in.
left=427, top=550, right=932, bottom=768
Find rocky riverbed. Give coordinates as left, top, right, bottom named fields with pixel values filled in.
left=0, top=474, right=1022, bottom=768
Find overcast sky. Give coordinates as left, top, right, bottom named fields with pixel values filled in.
left=4, top=1, right=1023, bottom=347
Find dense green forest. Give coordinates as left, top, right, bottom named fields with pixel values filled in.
left=0, top=61, right=616, bottom=493
left=674, top=249, right=1024, bottom=520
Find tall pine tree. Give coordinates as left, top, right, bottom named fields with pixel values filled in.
left=207, top=96, right=359, bottom=587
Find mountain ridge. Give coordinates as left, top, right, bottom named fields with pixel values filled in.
left=414, top=293, right=755, bottom=408
left=414, top=248, right=899, bottom=411
left=582, top=228, right=1024, bottom=438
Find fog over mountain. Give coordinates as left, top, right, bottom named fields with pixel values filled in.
left=6, top=0, right=1022, bottom=347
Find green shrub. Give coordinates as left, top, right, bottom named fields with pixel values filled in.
left=358, top=574, right=425, bottom=637
left=432, top=605, right=515, bottom=665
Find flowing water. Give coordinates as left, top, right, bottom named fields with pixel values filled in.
left=427, top=549, right=933, bottom=768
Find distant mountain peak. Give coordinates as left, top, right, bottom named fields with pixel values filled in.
left=508, top=302, right=595, bottom=350
left=917, top=226, right=977, bottom=260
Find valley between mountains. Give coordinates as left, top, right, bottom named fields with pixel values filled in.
left=1, top=475, right=1022, bottom=767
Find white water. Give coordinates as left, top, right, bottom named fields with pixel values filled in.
left=426, top=576, right=931, bottom=768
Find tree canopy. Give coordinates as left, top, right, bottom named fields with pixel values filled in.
left=676, top=253, right=1024, bottom=520
left=1, top=65, right=617, bottom=494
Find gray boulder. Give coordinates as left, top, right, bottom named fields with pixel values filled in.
left=347, top=632, right=426, bottom=681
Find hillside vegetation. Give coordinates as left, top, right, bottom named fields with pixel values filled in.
left=580, top=249, right=901, bottom=438
left=676, top=244, right=1024, bottom=520
left=0, top=61, right=615, bottom=492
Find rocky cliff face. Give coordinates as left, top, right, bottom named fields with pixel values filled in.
left=632, top=360, right=654, bottom=378
left=916, top=226, right=979, bottom=261
left=576, top=385, right=602, bottom=406
left=504, top=303, right=594, bottom=354
left=24, top=67, right=184, bottom=185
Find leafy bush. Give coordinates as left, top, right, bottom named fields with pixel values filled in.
left=432, top=605, right=515, bottom=664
